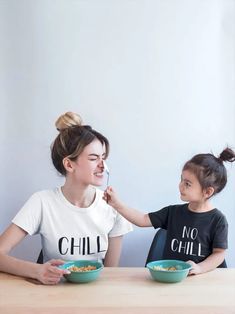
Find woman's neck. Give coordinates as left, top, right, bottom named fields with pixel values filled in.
left=61, top=183, right=96, bottom=208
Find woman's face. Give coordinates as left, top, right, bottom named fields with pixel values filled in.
left=70, top=138, right=107, bottom=186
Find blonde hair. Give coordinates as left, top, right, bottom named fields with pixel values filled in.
left=55, top=112, right=83, bottom=131
left=51, top=112, right=109, bottom=176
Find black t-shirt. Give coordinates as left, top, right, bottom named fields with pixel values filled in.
left=148, top=204, right=228, bottom=263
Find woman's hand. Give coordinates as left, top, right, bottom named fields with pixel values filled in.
left=36, top=259, right=70, bottom=285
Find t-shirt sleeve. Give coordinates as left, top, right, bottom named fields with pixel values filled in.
left=12, top=193, right=42, bottom=235
left=108, top=211, right=133, bottom=237
left=212, top=215, right=228, bottom=249
left=148, top=206, right=170, bottom=229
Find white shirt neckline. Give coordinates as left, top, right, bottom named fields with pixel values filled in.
left=56, top=186, right=101, bottom=213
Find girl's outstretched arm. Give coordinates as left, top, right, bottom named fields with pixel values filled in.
left=104, top=186, right=152, bottom=227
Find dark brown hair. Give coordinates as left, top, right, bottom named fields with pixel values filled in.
left=51, top=112, right=110, bottom=176
left=183, top=147, right=235, bottom=196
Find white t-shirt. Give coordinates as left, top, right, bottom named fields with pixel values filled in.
left=12, top=187, right=132, bottom=262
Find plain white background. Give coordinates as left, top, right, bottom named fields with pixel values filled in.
left=0, top=0, right=235, bottom=267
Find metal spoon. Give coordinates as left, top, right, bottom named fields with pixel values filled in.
left=103, top=160, right=110, bottom=187
left=103, top=161, right=110, bottom=204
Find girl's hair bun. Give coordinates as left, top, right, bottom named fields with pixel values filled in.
left=219, top=147, right=235, bottom=163
left=55, top=112, right=83, bottom=131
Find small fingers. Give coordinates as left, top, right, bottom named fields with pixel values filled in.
left=103, top=190, right=110, bottom=204
left=188, top=269, right=195, bottom=276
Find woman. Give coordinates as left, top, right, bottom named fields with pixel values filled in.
left=0, top=112, right=132, bottom=284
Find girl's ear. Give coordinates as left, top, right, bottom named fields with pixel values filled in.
left=204, top=186, right=215, bottom=199
left=62, top=157, right=74, bottom=173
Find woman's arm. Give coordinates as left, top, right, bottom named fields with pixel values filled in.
left=104, top=236, right=123, bottom=267
left=188, top=248, right=226, bottom=275
left=0, top=223, right=68, bottom=284
left=104, top=187, right=152, bottom=227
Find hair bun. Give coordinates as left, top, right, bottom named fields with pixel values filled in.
left=219, top=147, right=235, bottom=163
left=55, top=112, right=83, bottom=131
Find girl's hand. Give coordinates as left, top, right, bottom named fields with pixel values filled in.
left=187, top=260, right=202, bottom=275
left=36, top=259, right=70, bottom=285
left=103, top=186, right=123, bottom=209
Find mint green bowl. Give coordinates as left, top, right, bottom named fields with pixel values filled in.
left=59, top=260, right=103, bottom=283
left=146, top=260, right=192, bottom=283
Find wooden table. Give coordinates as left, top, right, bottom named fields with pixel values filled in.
left=0, top=268, right=235, bottom=314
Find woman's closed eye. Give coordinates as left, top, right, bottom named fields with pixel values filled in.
left=88, top=153, right=106, bottom=162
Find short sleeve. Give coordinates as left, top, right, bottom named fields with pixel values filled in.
left=108, top=211, right=133, bottom=238
left=12, top=193, right=42, bottom=235
left=148, top=206, right=170, bottom=229
left=213, top=215, right=228, bottom=249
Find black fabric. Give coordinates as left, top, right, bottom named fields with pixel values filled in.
left=148, top=204, right=228, bottom=265
left=218, top=260, right=227, bottom=268
left=37, top=250, right=44, bottom=264
left=145, top=228, right=167, bottom=266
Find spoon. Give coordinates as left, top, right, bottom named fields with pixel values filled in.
left=103, top=161, right=110, bottom=204
left=103, top=161, right=110, bottom=187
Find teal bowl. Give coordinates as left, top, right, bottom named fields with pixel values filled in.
left=146, top=260, right=192, bottom=283
left=59, top=260, right=103, bottom=283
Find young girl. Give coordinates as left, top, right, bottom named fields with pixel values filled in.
left=104, top=147, right=235, bottom=275
left=0, top=112, right=132, bottom=285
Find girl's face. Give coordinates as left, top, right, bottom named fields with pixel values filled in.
left=179, top=170, right=204, bottom=203
left=69, top=138, right=107, bottom=187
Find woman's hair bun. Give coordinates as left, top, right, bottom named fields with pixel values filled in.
left=55, top=112, right=83, bottom=131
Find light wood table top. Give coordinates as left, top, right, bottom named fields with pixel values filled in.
left=0, top=267, right=235, bottom=314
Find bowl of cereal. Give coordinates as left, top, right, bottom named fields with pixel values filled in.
left=59, top=260, right=103, bottom=283
left=146, top=260, right=192, bottom=283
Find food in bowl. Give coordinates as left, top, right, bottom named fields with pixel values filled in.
left=68, top=265, right=97, bottom=272
left=59, top=260, right=103, bottom=283
left=153, top=265, right=177, bottom=271
left=146, top=259, right=192, bottom=283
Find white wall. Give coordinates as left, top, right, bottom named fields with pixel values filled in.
left=0, top=0, right=235, bottom=266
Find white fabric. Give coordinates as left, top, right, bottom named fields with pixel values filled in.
left=12, top=187, right=132, bottom=262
